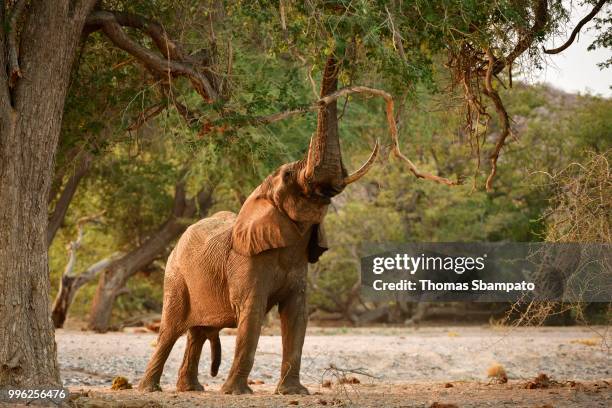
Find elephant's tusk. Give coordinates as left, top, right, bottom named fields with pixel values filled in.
left=344, top=139, right=380, bottom=184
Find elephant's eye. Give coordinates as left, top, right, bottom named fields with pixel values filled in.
left=282, top=170, right=293, bottom=182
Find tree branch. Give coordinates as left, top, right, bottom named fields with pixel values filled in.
left=47, top=153, right=93, bottom=246
left=318, top=86, right=459, bottom=186
left=188, top=184, right=215, bottom=218
left=544, top=0, right=607, bottom=54
left=75, top=254, right=123, bottom=285
left=171, top=179, right=188, bottom=217
left=173, top=99, right=200, bottom=126
left=189, top=105, right=317, bottom=137
left=385, top=5, right=408, bottom=64
left=126, top=102, right=166, bottom=131
left=186, top=84, right=458, bottom=186
left=47, top=153, right=92, bottom=246
left=493, top=0, right=549, bottom=74
left=61, top=213, right=104, bottom=279
left=51, top=213, right=119, bottom=328
left=251, top=106, right=318, bottom=125
left=483, top=49, right=512, bottom=192
left=159, top=83, right=201, bottom=126
left=85, top=10, right=218, bottom=102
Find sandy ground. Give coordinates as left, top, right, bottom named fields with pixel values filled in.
left=52, top=325, right=610, bottom=407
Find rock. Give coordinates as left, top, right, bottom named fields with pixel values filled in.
left=430, top=403, right=458, bottom=408
left=111, top=376, right=132, bottom=390
left=524, top=373, right=552, bottom=389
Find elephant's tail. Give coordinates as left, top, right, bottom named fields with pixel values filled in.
left=209, top=332, right=221, bottom=377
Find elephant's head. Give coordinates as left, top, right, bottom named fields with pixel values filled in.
left=232, top=57, right=378, bottom=262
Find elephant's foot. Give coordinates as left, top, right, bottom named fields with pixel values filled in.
left=138, top=379, right=162, bottom=392
left=221, top=378, right=253, bottom=395
left=276, top=381, right=309, bottom=395
left=176, top=378, right=204, bottom=392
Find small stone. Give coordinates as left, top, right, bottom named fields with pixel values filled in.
left=111, top=376, right=132, bottom=390
left=338, top=376, right=360, bottom=384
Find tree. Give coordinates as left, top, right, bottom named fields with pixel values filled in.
left=0, top=0, right=221, bottom=386
left=0, top=0, right=97, bottom=387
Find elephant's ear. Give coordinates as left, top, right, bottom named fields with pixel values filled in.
left=308, top=223, right=328, bottom=263
left=232, top=193, right=302, bottom=256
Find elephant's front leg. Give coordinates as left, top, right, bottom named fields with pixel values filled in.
left=276, top=289, right=309, bottom=395
left=221, top=300, right=265, bottom=395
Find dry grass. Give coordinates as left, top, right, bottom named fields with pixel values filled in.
left=500, top=152, right=611, bottom=328
left=111, top=376, right=132, bottom=390
left=544, top=152, right=611, bottom=244
left=486, top=363, right=508, bottom=384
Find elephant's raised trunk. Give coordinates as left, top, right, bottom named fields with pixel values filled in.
left=303, top=56, right=346, bottom=193
left=303, top=56, right=379, bottom=194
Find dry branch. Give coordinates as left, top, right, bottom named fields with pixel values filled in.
left=544, top=0, right=608, bottom=54
left=483, top=49, right=512, bottom=191
left=48, top=153, right=93, bottom=246
left=493, top=0, right=549, bottom=74
left=126, top=103, right=166, bottom=131
left=482, top=49, right=513, bottom=191
left=446, top=0, right=549, bottom=189
left=214, top=106, right=317, bottom=129
left=385, top=5, right=408, bottom=64
left=319, top=86, right=459, bottom=186
left=325, top=363, right=380, bottom=380
left=51, top=214, right=124, bottom=328
left=85, top=10, right=218, bottom=102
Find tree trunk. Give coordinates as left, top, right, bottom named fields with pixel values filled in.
left=88, top=184, right=214, bottom=332
left=52, top=255, right=120, bottom=328
left=51, top=276, right=79, bottom=329
left=47, top=153, right=92, bottom=246
left=0, top=0, right=96, bottom=386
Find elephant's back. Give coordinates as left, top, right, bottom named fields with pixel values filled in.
left=172, top=211, right=236, bottom=267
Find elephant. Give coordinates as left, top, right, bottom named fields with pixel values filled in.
left=138, top=56, right=379, bottom=395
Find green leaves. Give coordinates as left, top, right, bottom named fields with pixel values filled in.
left=48, top=0, right=610, bottom=321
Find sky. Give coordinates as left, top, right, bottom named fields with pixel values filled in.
left=521, top=1, right=611, bottom=97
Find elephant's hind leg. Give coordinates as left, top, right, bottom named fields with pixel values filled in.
left=176, top=327, right=207, bottom=391
left=139, top=273, right=188, bottom=392
left=138, top=327, right=182, bottom=392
